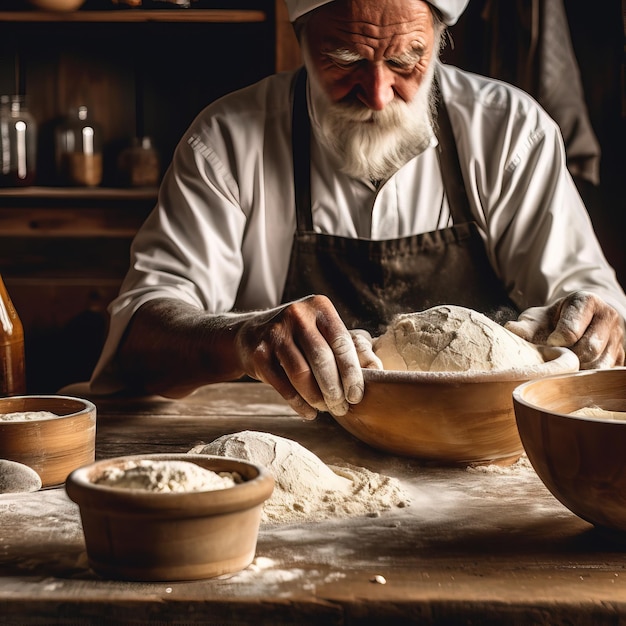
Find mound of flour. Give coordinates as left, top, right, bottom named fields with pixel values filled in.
left=374, top=305, right=544, bottom=372
left=0, top=410, right=59, bottom=421
left=93, top=459, right=237, bottom=493
left=189, top=431, right=409, bottom=524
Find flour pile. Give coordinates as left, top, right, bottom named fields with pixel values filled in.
left=189, top=431, right=409, bottom=524
left=374, top=305, right=544, bottom=372
left=93, top=459, right=238, bottom=493
left=0, top=410, right=59, bottom=421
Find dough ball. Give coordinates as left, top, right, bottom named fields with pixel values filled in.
left=0, top=459, right=42, bottom=494
left=374, top=305, right=544, bottom=372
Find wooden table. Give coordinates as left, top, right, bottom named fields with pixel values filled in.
left=1, top=382, right=626, bottom=625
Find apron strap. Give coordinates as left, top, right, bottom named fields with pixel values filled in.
left=434, top=80, right=474, bottom=225
left=291, top=67, right=473, bottom=231
left=292, top=67, right=313, bottom=231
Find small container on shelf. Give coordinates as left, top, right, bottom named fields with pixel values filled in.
left=117, top=136, right=161, bottom=188
left=25, top=0, right=86, bottom=11
left=0, top=274, right=26, bottom=397
left=55, top=105, right=103, bottom=187
left=0, top=95, right=38, bottom=188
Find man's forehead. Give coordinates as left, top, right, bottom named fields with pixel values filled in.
left=317, top=9, right=432, bottom=56
left=285, top=0, right=469, bottom=26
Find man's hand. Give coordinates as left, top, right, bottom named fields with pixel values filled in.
left=235, top=295, right=372, bottom=419
left=349, top=328, right=384, bottom=371
left=504, top=291, right=625, bottom=369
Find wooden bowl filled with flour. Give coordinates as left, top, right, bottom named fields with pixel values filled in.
left=334, top=305, right=580, bottom=466
left=0, top=395, right=96, bottom=488
left=513, top=368, right=626, bottom=535
left=65, top=453, right=274, bottom=581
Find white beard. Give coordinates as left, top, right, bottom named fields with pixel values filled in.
left=305, top=57, right=438, bottom=182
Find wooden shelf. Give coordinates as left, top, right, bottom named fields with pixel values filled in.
left=0, top=9, right=267, bottom=23
left=0, top=186, right=158, bottom=201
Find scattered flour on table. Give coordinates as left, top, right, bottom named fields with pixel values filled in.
left=373, top=305, right=544, bottom=372
left=0, top=410, right=59, bottom=421
left=189, top=431, right=410, bottom=524
left=466, top=454, right=534, bottom=475
left=93, top=459, right=238, bottom=493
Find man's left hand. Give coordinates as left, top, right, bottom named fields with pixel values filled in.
left=505, top=291, right=626, bottom=369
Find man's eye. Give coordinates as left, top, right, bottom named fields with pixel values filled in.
left=331, top=58, right=360, bottom=70
left=387, top=59, right=417, bottom=72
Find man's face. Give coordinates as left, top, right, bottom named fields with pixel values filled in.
left=302, top=0, right=441, bottom=181
left=305, top=0, right=437, bottom=109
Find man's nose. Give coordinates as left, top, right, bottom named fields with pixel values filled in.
left=356, top=64, right=396, bottom=111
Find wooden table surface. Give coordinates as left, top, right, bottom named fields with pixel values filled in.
left=1, top=382, right=626, bottom=625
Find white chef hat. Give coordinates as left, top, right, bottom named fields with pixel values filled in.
left=285, top=0, right=469, bottom=26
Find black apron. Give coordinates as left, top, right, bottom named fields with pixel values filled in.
left=281, top=69, right=518, bottom=336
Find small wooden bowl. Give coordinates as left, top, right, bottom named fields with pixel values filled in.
left=513, top=367, right=626, bottom=535
left=334, top=346, right=579, bottom=466
left=0, top=395, right=96, bottom=488
left=66, top=453, right=275, bottom=581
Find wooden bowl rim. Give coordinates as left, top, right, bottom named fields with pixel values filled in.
left=513, top=366, right=626, bottom=423
left=66, top=453, right=275, bottom=515
left=0, top=395, right=96, bottom=422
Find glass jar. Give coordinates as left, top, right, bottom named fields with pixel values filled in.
left=56, top=105, right=103, bottom=187
left=117, top=136, right=161, bottom=187
left=0, top=95, right=37, bottom=188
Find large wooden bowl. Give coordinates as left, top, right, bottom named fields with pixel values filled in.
left=333, top=346, right=579, bottom=465
left=513, top=367, right=626, bottom=534
left=0, top=395, right=96, bottom=488
left=66, top=453, right=275, bottom=581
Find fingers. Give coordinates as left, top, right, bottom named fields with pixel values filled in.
left=297, top=297, right=364, bottom=414
left=350, top=329, right=384, bottom=370
left=549, top=292, right=625, bottom=369
left=504, top=305, right=556, bottom=344
left=240, top=322, right=321, bottom=420
left=508, top=292, right=626, bottom=369
left=545, top=292, right=593, bottom=348
left=235, top=296, right=364, bottom=418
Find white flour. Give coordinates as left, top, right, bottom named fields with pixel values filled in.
left=374, top=305, right=544, bottom=372
left=466, top=454, right=534, bottom=475
left=0, top=410, right=59, bottom=421
left=570, top=406, right=626, bottom=421
left=93, top=459, right=237, bottom=493
left=189, top=431, right=409, bottom=524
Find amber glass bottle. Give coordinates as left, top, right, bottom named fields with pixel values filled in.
left=0, top=274, right=26, bottom=396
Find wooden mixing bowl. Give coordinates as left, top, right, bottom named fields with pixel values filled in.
left=333, top=346, right=579, bottom=466
left=0, top=395, right=96, bottom=488
left=66, top=453, right=275, bottom=581
left=513, top=367, right=626, bottom=535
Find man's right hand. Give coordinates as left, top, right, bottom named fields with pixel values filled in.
left=235, top=295, right=377, bottom=419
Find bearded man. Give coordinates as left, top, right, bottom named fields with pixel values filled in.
left=90, top=0, right=626, bottom=419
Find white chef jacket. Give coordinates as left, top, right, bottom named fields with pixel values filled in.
left=90, top=62, right=626, bottom=393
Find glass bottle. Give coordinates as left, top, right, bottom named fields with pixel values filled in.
left=0, top=274, right=26, bottom=397
left=0, top=95, right=37, bottom=188
left=117, top=136, right=161, bottom=187
left=56, top=105, right=103, bottom=187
